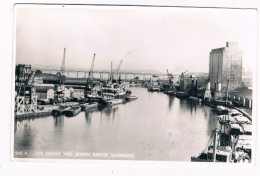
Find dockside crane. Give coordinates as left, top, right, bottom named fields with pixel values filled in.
left=15, top=65, right=37, bottom=115
left=54, top=48, right=67, bottom=103
left=88, top=53, right=96, bottom=79
left=84, top=53, right=96, bottom=98
left=60, top=48, right=66, bottom=76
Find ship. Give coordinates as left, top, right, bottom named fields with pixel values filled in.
left=191, top=111, right=251, bottom=163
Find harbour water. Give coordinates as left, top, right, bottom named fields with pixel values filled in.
left=14, top=87, right=219, bottom=161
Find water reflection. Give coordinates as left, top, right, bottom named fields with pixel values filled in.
left=189, top=102, right=197, bottom=115
left=206, top=110, right=219, bottom=136
left=102, top=106, right=119, bottom=119
left=85, top=111, right=92, bottom=125
left=168, top=95, right=174, bottom=110
left=14, top=120, right=17, bottom=133
left=15, top=120, right=34, bottom=150
left=53, top=116, right=64, bottom=127
left=14, top=87, right=220, bottom=161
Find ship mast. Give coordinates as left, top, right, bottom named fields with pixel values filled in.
left=110, top=61, right=113, bottom=81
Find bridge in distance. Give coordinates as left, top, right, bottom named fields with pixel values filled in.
left=38, top=69, right=178, bottom=81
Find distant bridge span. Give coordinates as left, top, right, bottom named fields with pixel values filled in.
left=38, top=69, right=172, bottom=80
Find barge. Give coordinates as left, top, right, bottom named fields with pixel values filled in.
left=51, top=105, right=70, bottom=116
left=63, top=106, right=81, bottom=117
left=80, top=102, right=99, bottom=111
left=126, top=95, right=138, bottom=102
left=105, top=99, right=124, bottom=106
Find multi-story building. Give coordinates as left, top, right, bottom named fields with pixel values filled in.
left=209, top=42, right=243, bottom=94
left=179, top=71, right=209, bottom=97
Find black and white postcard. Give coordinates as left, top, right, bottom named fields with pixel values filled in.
left=12, top=4, right=257, bottom=164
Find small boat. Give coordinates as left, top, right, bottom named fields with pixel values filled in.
left=51, top=105, right=70, bottom=116
left=230, top=123, right=243, bottom=135
left=191, top=128, right=250, bottom=163
left=126, top=90, right=132, bottom=95
left=63, top=106, right=81, bottom=117
left=191, top=147, right=234, bottom=162
left=72, top=96, right=85, bottom=102
left=241, top=124, right=252, bottom=135
left=189, top=96, right=202, bottom=103
left=126, top=95, right=138, bottom=102
left=230, top=111, right=242, bottom=117
left=175, top=91, right=188, bottom=98
left=164, top=90, right=175, bottom=95
left=236, top=135, right=252, bottom=157
left=191, top=129, right=234, bottom=162
left=212, top=99, right=227, bottom=105
left=80, top=102, right=99, bottom=111
left=105, top=99, right=124, bottom=106
left=218, top=115, right=236, bottom=124
left=216, top=106, right=229, bottom=114
left=234, top=116, right=251, bottom=124
left=148, top=86, right=160, bottom=92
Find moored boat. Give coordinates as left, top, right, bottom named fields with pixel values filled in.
left=175, top=91, right=188, bottom=98
left=216, top=105, right=229, bottom=114
left=100, top=87, right=126, bottom=100
left=80, top=102, right=99, bottom=111
left=63, top=106, right=81, bottom=117
left=126, top=95, right=138, bottom=102
left=191, top=147, right=233, bottom=162
left=105, top=99, right=124, bottom=106
left=189, top=96, right=202, bottom=103
left=164, top=90, right=175, bottom=95
left=147, top=85, right=160, bottom=92
left=51, top=105, right=70, bottom=116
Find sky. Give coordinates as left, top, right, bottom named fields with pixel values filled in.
left=15, top=5, right=257, bottom=74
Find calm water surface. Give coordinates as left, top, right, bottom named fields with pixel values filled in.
left=14, top=87, right=219, bottom=161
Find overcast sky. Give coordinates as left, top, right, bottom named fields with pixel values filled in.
left=15, top=5, right=257, bottom=74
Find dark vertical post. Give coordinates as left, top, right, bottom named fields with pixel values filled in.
left=212, top=128, right=218, bottom=162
